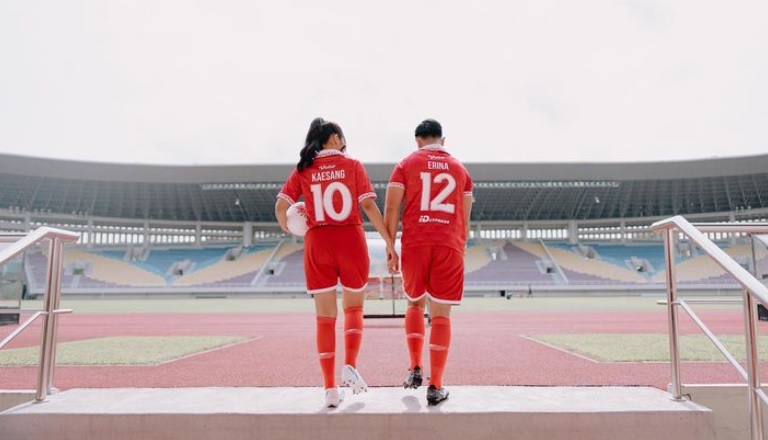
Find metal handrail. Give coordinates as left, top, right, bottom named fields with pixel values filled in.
left=0, top=226, right=79, bottom=266
left=0, top=309, right=74, bottom=350
left=650, top=215, right=768, bottom=440
left=0, top=226, right=79, bottom=401
left=690, top=223, right=768, bottom=234
left=676, top=300, right=748, bottom=381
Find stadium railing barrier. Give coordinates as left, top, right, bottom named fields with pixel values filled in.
left=0, top=226, right=79, bottom=401
left=651, top=216, right=768, bottom=440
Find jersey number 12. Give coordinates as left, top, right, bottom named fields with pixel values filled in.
left=419, top=172, right=456, bottom=214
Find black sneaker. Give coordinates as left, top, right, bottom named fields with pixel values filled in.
left=426, top=385, right=449, bottom=406
left=403, top=366, right=423, bottom=389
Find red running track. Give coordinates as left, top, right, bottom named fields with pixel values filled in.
left=0, top=309, right=763, bottom=390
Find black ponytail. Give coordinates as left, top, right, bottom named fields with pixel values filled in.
left=297, top=117, right=345, bottom=172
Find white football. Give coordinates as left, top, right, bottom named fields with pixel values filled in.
left=286, top=202, right=309, bottom=237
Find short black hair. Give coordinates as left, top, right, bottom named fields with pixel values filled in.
left=415, top=119, right=442, bottom=138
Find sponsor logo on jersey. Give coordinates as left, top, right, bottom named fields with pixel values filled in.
left=319, top=165, right=337, bottom=170
left=418, top=215, right=451, bottom=225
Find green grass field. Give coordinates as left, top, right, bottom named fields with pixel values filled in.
left=531, top=333, right=767, bottom=362
left=0, top=336, right=247, bottom=366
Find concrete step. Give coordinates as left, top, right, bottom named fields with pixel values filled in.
left=0, top=389, right=35, bottom=412
left=0, top=386, right=714, bottom=440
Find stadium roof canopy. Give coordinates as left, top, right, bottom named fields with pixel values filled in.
left=2, top=152, right=768, bottom=223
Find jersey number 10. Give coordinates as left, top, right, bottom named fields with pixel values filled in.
left=310, top=182, right=353, bottom=222
left=420, top=172, right=456, bottom=214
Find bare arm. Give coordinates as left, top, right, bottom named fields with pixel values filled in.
left=463, top=194, right=473, bottom=237
left=360, top=198, right=393, bottom=246
left=384, top=187, right=404, bottom=273
left=275, top=198, right=291, bottom=234
left=384, top=187, right=404, bottom=245
left=360, top=197, right=399, bottom=271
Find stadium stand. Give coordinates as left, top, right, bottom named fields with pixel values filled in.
left=464, top=242, right=559, bottom=286
left=25, top=248, right=166, bottom=290
left=23, top=245, right=283, bottom=291
left=651, top=244, right=755, bottom=285
left=172, top=244, right=276, bottom=287
left=260, top=243, right=306, bottom=289
left=463, top=242, right=493, bottom=273
left=20, top=240, right=765, bottom=293
left=96, top=248, right=229, bottom=281
left=576, top=243, right=666, bottom=274
left=543, top=244, right=648, bottom=284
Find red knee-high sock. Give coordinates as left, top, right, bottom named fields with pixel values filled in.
left=343, top=306, right=364, bottom=367
left=405, top=306, right=425, bottom=370
left=429, top=317, right=451, bottom=389
left=316, top=316, right=337, bottom=389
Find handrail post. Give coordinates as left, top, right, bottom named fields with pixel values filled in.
left=47, top=239, right=64, bottom=393
left=742, top=288, right=764, bottom=440
left=663, top=228, right=683, bottom=400
left=35, top=237, right=64, bottom=401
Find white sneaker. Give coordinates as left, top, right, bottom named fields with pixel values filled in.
left=341, top=364, right=368, bottom=395
left=325, top=387, right=344, bottom=408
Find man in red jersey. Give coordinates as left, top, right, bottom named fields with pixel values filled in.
left=385, top=119, right=473, bottom=406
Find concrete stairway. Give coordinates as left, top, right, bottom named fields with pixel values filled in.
left=0, top=386, right=714, bottom=440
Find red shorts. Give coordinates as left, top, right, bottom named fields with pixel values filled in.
left=303, top=225, right=369, bottom=294
left=401, top=245, right=464, bottom=305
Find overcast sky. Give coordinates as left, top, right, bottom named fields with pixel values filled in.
left=1, top=1, right=767, bottom=166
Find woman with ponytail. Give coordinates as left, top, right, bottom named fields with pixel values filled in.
left=275, top=117, right=398, bottom=408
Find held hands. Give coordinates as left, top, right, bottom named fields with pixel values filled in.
left=386, top=242, right=400, bottom=274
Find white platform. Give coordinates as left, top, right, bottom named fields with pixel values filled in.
left=0, top=386, right=714, bottom=440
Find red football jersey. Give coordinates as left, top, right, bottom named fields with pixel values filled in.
left=388, top=145, right=473, bottom=252
left=278, top=149, right=376, bottom=230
